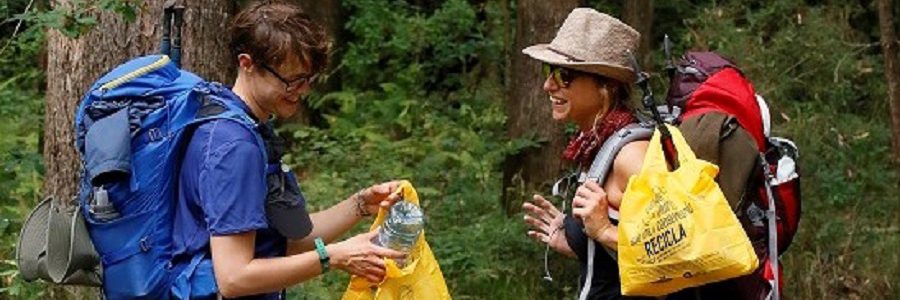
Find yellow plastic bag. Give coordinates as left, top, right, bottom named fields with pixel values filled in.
left=342, top=181, right=451, bottom=300
left=617, top=125, right=758, bottom=296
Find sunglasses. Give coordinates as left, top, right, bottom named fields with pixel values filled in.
left=542, top=63, right=578, bottom=88
left=259, top=63, right=316, bottom=93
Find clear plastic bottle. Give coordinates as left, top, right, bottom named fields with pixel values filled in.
left=90, top=186, right=120, bottom=221
left=374, top=201, right=424, bottom=267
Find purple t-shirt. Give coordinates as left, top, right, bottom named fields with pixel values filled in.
left=172, top=98, right=286, bottom=299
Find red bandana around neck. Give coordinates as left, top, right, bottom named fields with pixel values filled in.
left=562, top=106, right=636, bottom=167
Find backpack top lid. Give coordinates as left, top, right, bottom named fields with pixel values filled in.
left=667, top=52, right=766, bottom=151
left=74, top=55, right=201, bottom=129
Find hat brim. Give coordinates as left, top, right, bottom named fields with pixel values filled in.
left=523, top=44, right=636, bottom=83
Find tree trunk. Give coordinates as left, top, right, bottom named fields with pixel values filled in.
left=879, top=0, right=900, bottom=164
left=502, top=0, right=581, bottom=215
left=43, top=0, right=236, bottom=213
left=181, top=2, right=239, bottom=84
left=295, top=0, right=343, bottom=47
left=623, top=0, right=653, bottom=68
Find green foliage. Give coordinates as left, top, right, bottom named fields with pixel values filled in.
left=1, top=0, right=138, bottom=41
left=0, top=1, right=47, bottom=297
left=284, top=1, right=550, bottom=298
left=0, top=0, right=895, bottom=299
left=680, top=0, right=881, bottom=114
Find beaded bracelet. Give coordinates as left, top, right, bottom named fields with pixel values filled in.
left=353, top=189, right=372, bottom=217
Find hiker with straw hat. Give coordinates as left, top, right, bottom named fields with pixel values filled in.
left=520, top=8, right=650, bottom=299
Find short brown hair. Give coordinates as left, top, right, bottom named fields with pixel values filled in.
left=229, top=1, right=330, bottom=74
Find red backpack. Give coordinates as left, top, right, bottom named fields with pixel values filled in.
left=665, top=50, right=801, bottom=299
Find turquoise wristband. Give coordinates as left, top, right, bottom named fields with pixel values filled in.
left=314, top=237, right=330, bottom=273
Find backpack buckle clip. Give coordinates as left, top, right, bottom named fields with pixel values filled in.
left=139, top=236, right=151, bottom=252
left=148, top=128, right=162, bottom=142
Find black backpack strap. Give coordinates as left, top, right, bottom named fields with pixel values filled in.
left=189, top=91, right=310, bottom=239
left=194, top=94, right=284, bottom=168
left=196, top=94, right=228, bottom=119
left=256, top=121, right=286, bottom=167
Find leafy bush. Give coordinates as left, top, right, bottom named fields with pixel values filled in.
left=0, top=2, right=47, bottom=297
left=283, top=0, right=549, bottom=298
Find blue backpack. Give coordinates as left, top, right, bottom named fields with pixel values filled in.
left=73, top=54, right=267, bottom=299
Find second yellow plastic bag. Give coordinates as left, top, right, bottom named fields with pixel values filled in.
left=617, top=125, right=758, bottom=296
left=342, top=180, right=451, bottom=300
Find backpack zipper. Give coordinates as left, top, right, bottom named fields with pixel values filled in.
left=100, top=55, right=172, bottom=92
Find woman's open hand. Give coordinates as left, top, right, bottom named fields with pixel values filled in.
left=523, top=194, right=575, bottom=258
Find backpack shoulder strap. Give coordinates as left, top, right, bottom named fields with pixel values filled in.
left=574, top=122, right=654, bottom=300
left=192, top=83, right=258, bottom=126
left=187, top=84, right=269, bottom=168
left=580, top=123, right=655, bottom=184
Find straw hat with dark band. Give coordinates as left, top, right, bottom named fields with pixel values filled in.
left=522, top=8, right=640, bottom=83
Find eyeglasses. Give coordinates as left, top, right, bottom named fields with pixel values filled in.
left=542, top=63, right=577, bottom=88
left=259, top=63, right=316, bottom=93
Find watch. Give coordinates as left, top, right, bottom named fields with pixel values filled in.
left=314, top=237, right=330, bottom=273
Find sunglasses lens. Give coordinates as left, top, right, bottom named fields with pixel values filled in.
left=541, top=64, right=576, bottom=87
left=557, top=68, right=573, bottom=87
left=554, top=69, right=566, bottom=87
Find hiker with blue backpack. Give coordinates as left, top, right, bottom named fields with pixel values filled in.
left=172, top=2, right=409, bottom=299
left=69, top=1, right=406, bottom=299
